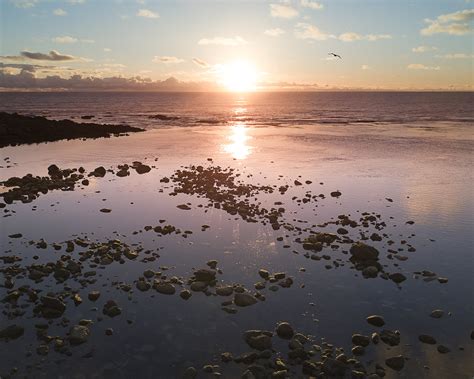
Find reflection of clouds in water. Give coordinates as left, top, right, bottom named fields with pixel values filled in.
left=223, top=124, right=252, bottom=160
left=403, top=182, right=472, bottom=225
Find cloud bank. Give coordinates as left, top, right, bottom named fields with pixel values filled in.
left=421, top=9, right=473, bottom=36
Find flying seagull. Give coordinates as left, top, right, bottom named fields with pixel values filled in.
left=328, top=52, right=342, bottom=59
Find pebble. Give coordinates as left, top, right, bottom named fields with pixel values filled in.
left=385, top=355, right=405, bottom=371
left=234, top=293, right=258, bottom=307
left=419, top=334, right=437, bottom=344
left=366, top=315, right=385, bottom=327
left=276, top=322, right=294, bottom=339
left=430, top=309, right=444, bottom=319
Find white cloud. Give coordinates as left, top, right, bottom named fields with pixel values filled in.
left=192, top=57, right=209, bottom=68
left=436, top=53, right=474, bottom=59
left=412, top=45, right=438, bottom=53
left=361, top=64, right=370, bottom=70
left=53, top=36, right=78, bottom=44
left=153, top=56, right=185, bottom=64
left=270, top=4, right=298, bottom=18
left=301, top=0, right=324, bottom=10
left=339, top=32, right=392, bottom=42
left=264, top=28, right=285, bottom=37
left=421, top=9, right=473, bottom=36
left=104, top=48, right=112, bottom=52
left=10, top=0, right=38, bottom=8
left=53, top=8, right=67, bottom=16
left=294, top=23, right=333, bottom=40
left=407, top=63, right=440, bottom=70
left=198, top=36, right=247, bottom=46
left=67, top=0, right=85, bottom=4
left=137, top=9, right=159, bottom=18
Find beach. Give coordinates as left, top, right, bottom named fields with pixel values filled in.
left=0, top=92, right=473, bottom=378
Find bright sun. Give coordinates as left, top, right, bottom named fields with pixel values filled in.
left=219, top=61, right=258, bottom=92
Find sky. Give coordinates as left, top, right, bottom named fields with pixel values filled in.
left=0, top=0, right=473, bottom=91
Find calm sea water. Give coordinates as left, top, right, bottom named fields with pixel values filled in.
left=0, top=92, right=473, bottom=128
left=0, top=92, right=473, bottom=378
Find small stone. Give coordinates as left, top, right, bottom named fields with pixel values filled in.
left=385, top=355, right=404, bottom=371
left=0, top=325, right=24, bottom=340
left=389, top=273, right=407, bottom=284
left=258, top=269, right=270, bottom=280
left=350, top=242, right=379, bottom=261
left=69, top=325, right=90, bottom=345
left=351, top=345, right=365, bottom=356
left=105, top=328, right=113, bottom=336
left=234, top=293, right=258, bottom=307
left=155, top=282, right=176, bottom=295
left=430, top=309, right=444, bottom=319
left=206, top=260, right=218, bottom=269
left=180, top=289, right=192, bottom=300
left=367, top=315, right=385, bottom=327
left=88, top=291, right=100, bottom=301
left=352, top=334, right=370, bottom=347
left=182, top=366, right=197, bottom=379
left=276, top=322, right=294, bottom=339
left=215, top=285, right=233, bottom=296
left=419, top=335, right=437, bottom=344
left=437, top=345, right=450, bottom=354
left=194, top=269, right=216, bottom=283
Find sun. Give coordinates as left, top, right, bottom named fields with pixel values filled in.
left=219, top=60, right=258, bottom=92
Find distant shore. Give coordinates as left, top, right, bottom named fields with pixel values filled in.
left=0, top=112, right=144, bottom=148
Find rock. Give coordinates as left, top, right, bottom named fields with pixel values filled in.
left=41, top=295, right=66, bottom=313
left=206, top=260, right=218, bottom=269
left=366, top=315, right=385, bottom=327
left=276, top=322, right=294, bottom=339
left=234, top=293, right=258, bottom=307
left=190, top=281, right=207, bottom=292
left=362, top=266, right=379, bottom=278
left=91, top=166, right=106, bottom=177
left=103, top=300, right=122, bottom=317
left=136, top=280, right=150, bottom=292
left=155, top=282, right=176, bottom=295
left=389, top=273, right=407, bottom=284
left=380, top=330, right=400, bottom=346
left=37, top=344, right=49, bottom=355
left=385, top=355, right=404, bottom=371
left=177, top=204, right=191, bottom=210
left=331, top=190, right=342, bottom=197
left=100, top=208, right=112, bottom=213
left=69, top=325, right=90, bottom=345
left=437, top=345, right=450, bottom=354
left=105, top=328, right=113, bottom=336
left=352, top=345, right=365, bottom=356
left=88, top=291, right=100, bottom=301
left=72, top=293, right=82, bottom=305
left=194, top=269, right=216, bottom=283
left=216, top=285, right=233, bottom=296
left=352, top=334, right=370, bottom=347
left=430, top=309, right=444, bottom=319
left=258, top=269, right=270, bottom=279
left=135, top=164, right=151, bottom=174
left=419, top=334, right=436, bottom=344
left=182, top=366, right=197, bottom=379
left=350, top=242, right=379, bottom=261
left=180, top=289, right=192, bottom=300
left=143, top=269, right=155, bottom=278
left=0, top=325, right=24, bottom=340
left=221, top=352, right=233, bottom=362
left=244, top=330, right=273, bottom=351
left=8, top=233, right=22, bottom=238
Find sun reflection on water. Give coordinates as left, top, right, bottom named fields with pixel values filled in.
left=223, top=124, right=252, bottom=160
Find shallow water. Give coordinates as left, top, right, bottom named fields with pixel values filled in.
left=0, top=93, right=473, bottom=378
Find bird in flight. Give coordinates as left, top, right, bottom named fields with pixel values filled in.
left=328, top=52, right=342, bottom=59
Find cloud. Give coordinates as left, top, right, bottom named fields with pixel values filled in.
left=192, top=57, right=209, bottom=68
left=10, top=0, right=38, bottom=8
left=361, top=64, right=370, bottom=70
left=294, top=23, right=333, bottom=40
left=338, top=32, right=392, bottom=41
left=301, top=0, right=324, bottom=10
left=53, top=8, right=67, bottom=16
left=67, top=0, right=85, bottom=4
left=198, top=36, right=247, bottom=46
left=0, top=71, right=220, bottom=91
left=0, top=50, right=86, bottom=62
left=153, top=56, right=185, bottom=64
left=264, top=28, right=285, bottom=37
left=104, top=48, right=112, bottom=52
left=436, top=53, right=474, bottom=59
left=137, top=9, right=159, bottom=18
left=421, top=9, right=473, bottom=36
left=53, top=36, right=78, bottom=44
left=412, top=45, right=438, bottom=53
left=270, top=4, right=298, bottom=18
left=407, top=63, right=440, bottom=70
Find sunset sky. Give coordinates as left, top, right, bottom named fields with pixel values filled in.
left=1, top=0, right=473, bottom=91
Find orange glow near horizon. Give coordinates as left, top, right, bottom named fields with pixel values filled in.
left=219, top=61, right=258, bottom=92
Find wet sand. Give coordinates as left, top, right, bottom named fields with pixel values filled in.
left=1, top=121, right=473, bottom=378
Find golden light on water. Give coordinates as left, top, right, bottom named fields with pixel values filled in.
left=218, top=61, right=258, bottom=92
left=223, top=124, right=252, bottom=159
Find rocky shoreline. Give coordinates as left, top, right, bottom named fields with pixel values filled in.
left=0, top=112, right=144, bottom=148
